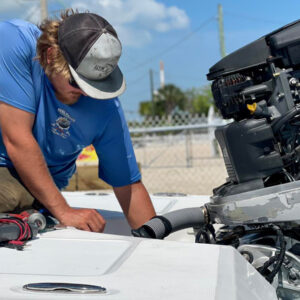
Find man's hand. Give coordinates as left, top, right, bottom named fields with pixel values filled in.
left=58, top=207, right=106, bottom=232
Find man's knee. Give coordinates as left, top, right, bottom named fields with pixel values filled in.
left=0, top=167, right=34, bottom=213
left=0, top=191, right=19, bottom=212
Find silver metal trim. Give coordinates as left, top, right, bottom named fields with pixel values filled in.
left=23, top=283, right=106, bottom=294
left=202, top=206, right=209, bottom=224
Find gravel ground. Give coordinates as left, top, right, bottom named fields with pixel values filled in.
left=133, top=140, right=227, bottom=195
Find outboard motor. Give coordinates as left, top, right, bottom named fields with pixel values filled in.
left=134, top=20, right=300, bottom=299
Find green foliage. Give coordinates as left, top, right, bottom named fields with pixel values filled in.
left=139, top=101, right=153, bottom=117
left=139, top=83, right=214, bottom=117
left=154, top=84, right=186, bottom=115
left=138, top=99, right=166, bottom=118
left=189, top=85, right=213, bottom=116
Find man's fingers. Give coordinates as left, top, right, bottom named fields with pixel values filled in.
left=87, top=217, right=102, bottom=232
left=88, top=221, right=102, bottom=232
left=59, top=207, right=106, bottom=232
left=80, top=223, right=91, bottom=232
left=94, top=210, right=106, bottom=228
left=88, top=210, right=106, bottom=232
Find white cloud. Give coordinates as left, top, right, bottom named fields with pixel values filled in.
left=0, top=0, right=189, bottom=46
left=22, top=5, right=41, bottom=24
left=116, top=26, right=152, bottom=47
left=168, top=6, right=190, bottom=29
left=69, top=0, right=190, bottom=47
left=0, top=1, right=20, bottom=12
left=0, top=1, right=42, bottom=23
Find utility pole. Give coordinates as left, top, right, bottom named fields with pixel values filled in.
left=149, top=69, right=155, bottom=116
left=159, top=60, right=165, bottom=88
left=40, top=0, right=48, bottom=21
left=217, top=4, right=226, bottom=58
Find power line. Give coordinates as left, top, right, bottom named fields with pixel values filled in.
left=125, top=16, right=216, bottom=73
left=224, top=11, right=284, bottom=25
left=127, top=88, right=151, bottom=98
left=152, top=69, right=201, bottom=83
left=122, top=50, right=145, bottom=69
left=126, top=72, right=148, bottom=85
left=167, top=75, right=201, bottom=83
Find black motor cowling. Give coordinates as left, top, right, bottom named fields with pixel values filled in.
left=207, top=19, right=300, bottom=196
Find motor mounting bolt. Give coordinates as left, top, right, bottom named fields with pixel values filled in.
left=288, top=268, right=300, bottom=283
left=242, top=253, right=251, bottom=261
left=283, top=257, right=290, bottom=267
left=289, top=78, right=298, bottom=86
left=240, top=250, right=253, bottom=264
left=277, top=93, right=285, bottom=99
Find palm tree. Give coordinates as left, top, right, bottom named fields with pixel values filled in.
left=154, top=84, right=186, bottom=116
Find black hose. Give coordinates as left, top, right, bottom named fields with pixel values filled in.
left=272, top=105, right=300, bottom=133
left=256, top=224, right=286, bottom=283
left=221, top=224, right=286, bottom=284
left=132, top=206, right=208, bottom=239
left=265, top=225, right=286, bottom=283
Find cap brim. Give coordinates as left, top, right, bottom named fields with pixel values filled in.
left=69, top=65, right=126, bottom=100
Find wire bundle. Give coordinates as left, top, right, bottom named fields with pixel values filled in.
left=0, top=214, right=36, bottom=250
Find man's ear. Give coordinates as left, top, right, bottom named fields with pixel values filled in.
left=46, top=47, right=54, bottom=64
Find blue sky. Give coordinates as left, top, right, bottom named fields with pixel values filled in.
left=1, top=0, right=300, bottom=119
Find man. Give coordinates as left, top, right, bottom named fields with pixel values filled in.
left=0, top=10, right=156, bottom=232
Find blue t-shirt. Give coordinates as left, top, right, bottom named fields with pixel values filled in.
left=0, top=19, right=141, bottom=189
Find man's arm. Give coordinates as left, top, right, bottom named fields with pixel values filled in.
left=0, top=102, right=105, bottom=232
left=113, top=181, right=156, bottom=229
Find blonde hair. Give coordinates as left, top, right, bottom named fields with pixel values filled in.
left=36, top=9, right=78, bottom=79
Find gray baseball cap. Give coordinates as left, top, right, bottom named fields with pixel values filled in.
left=58, top=13, right=126, bottom=99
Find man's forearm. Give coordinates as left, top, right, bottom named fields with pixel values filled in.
left=0, top=103, right=105, bottom=232
left=113, top=181, right=156, bottom=229
left=6, top=136, right=107, bottom=232
left=5, top=133, right=70, bottom=218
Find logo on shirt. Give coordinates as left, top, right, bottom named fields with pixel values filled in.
left=51, top=109, right=75, bottom=139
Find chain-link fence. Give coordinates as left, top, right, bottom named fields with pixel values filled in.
left=129, top=111, right=228, bottom=195
left=68, top=111, right=229, bottom=195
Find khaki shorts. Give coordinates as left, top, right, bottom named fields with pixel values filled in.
left=0, top=167, right=36, bottom=213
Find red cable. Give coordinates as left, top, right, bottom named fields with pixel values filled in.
left=0, top=217, right=32, bottom=242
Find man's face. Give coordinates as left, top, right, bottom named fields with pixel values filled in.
left=49, top=72, right=87, bottom=105
left=46, top=47, right=87, bottom=105
left=49, top=73, right=86, bottom=105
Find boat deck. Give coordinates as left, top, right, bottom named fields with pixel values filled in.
left=0, top=192, right=277, bottom=299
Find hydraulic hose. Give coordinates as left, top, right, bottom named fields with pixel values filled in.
left=257, top=224, right=286, bottom=283
left=132, top=206, right=208, bottom=239
left=272, top=105, right=300, bottom=133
